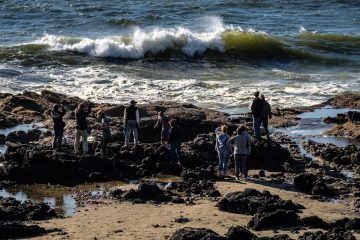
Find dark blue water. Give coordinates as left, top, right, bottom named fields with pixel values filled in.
left=0, top=0, right=360, bottom=113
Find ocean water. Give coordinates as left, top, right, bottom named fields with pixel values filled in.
left=1, top=0, right=360, bottom=113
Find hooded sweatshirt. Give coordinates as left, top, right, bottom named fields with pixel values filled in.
left=215, top=127, right=232, bottom=155
left=229, top=132, right=251, bottom=155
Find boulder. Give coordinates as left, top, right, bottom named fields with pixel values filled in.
left=169, top=227, right=226, bottom=240
left=225, top=226, right=256, bottom=240
left=217, top=188, right=303, bottom=215
left=248, top=210, right=301, bottom=230
left=111, top=182, right=184, bottom=204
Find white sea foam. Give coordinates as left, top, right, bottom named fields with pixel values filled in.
left=38, top=23, right=226, bottom=59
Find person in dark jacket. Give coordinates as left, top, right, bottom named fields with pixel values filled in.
left=51, top=104, right=66, bottom=150
left=260, top=94, right=272, bottom=140
left=250, top=91, right=263, bottom=139
left=154, top=111, right=170, bottom=146
left=74, top=101, right=91, bottom=155
left=124, top=100, right=140, bottom=148
left=168, top=119, right=181, bottom=163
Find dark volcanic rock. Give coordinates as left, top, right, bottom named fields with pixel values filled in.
left=169, top=227, right=226, bottom=240
left=294, top=173, right=318, bottom=194
left=217, top=188, right=303, bottom=215
left=111, top=182, right=184, bottom=204
left=331, top=217, right=360, bottom=231
left=249, top=139, right=292, bottom=172
left=301, top=216, right=330, bottom=229
left=225, top=226, right=256, bottom=240
left=0, top=222, right=48, bottom=239
left=293, top=173, right=337, bottom=197
left=174, top=216, right=190, bottom=223
left=258, top=234, right=293, bottom=240
left=298, top=228, right=356, bottom=240
left=0, top=196, right=57, bottom=221
left=248, top=210, right=301, bottom=230
left=170, top=168, right=220, bottom=198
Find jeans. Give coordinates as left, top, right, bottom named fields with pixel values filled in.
left=125, top=120, right=139, bottom=146
left=253, top=117, right=261, bottom=138
left=74, top=129, right=88, bottom=154
left=261, top=117, right=270, bottom=139
left=218, top=153, right=230, bottom=173
left=53, top=128, right=64, bottom=149
left=170, top=141, right=181, bottom=162
left=235, top=154, right=248, bottom=178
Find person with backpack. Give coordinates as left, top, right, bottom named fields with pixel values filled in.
left=230, top=125, right=251, bottom=180
left=215, top=125, right=232, bottom=177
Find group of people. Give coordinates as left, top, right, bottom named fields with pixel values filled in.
left=49, top=100, right=183, bottom=162
left=50, top=91, right=272, bottom=180
left=214, top=91, right=272, bottom=180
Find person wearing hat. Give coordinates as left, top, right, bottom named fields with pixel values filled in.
left=123, top=100, right=140, bottom=147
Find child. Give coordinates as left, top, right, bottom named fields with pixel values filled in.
left=99, top=111, right=111, bottom=154
left=215, top=125, right=232, bottom=176
left=154, top=111, right=171, bottom=146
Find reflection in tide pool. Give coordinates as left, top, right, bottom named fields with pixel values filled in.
left=299, top=106, right=359, bottom=119
left=0, top=187, right=77, bottom=217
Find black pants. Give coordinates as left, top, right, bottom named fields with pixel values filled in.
left=261, top=118, right=270, bottom=138
left=53, top=128, right=64, bottom=149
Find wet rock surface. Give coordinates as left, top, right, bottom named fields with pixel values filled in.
left=0, top=222, right=48, bottom=240
left=0, top=196, right=57, bottom=221
left=217, top=188, right=303, bottom=215
left=293, top=173, right=338, bottom=197
left=303, top=140, right=359, bottom=166
left=111, top=182, right=185, bottom=204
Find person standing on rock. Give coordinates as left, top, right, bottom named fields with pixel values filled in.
left=124, top=100, right=140, bottom=148
left=154, top=111, right=171, bottom=146
left=260, top=94, right=272, bottom=140
left=250, top=91, right=263, bottom=139
left=230, top=125, right=251, bottom=180
left=74, top=101, right=91, bottom=155
left=215, top=125, right=232, bottom=177
left=99, top=111, right=111, bottom=154
left=168, top=119, right=182, bottom=163
left=51, top=104, right=66, bottom=150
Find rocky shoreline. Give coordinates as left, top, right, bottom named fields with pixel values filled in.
left=0, top=90, right=359, bottom=239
